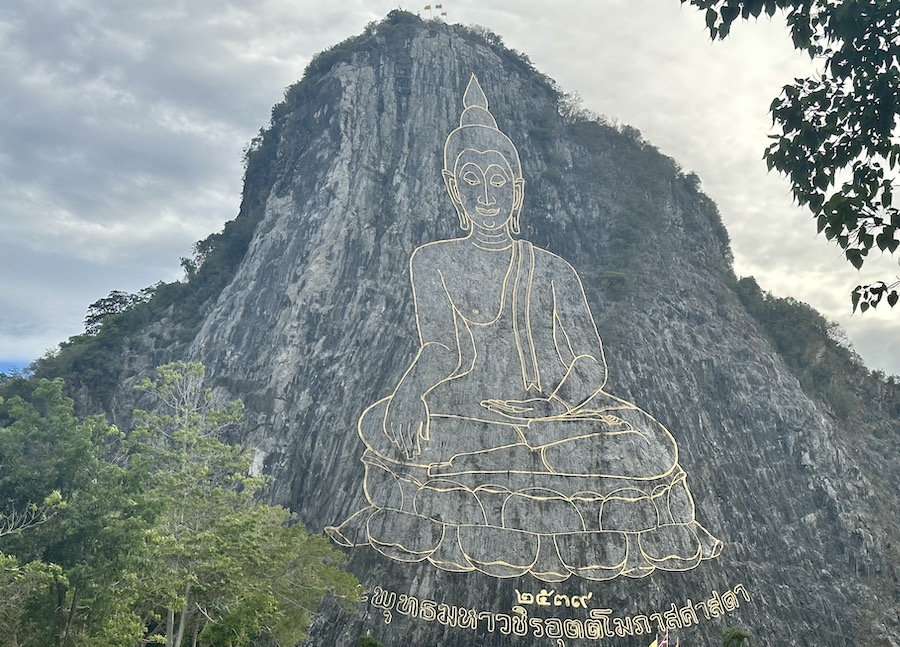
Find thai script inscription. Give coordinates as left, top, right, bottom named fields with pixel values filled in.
left=515, top=588, right=594, bottom=609
left=367, top=582, right=751, bottom=644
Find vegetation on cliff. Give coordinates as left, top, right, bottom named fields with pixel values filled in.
left=0, top=362, right=358, bottom=646
left=734, top=275, right=900, bottom=427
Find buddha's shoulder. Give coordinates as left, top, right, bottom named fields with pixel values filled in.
left=412, top=237, right=463, bottom=252
left=409, top=238, right=464, bottom=272
left=529, top=243, right=579, bottom=276
left=411, top=238, right=460, bottom=259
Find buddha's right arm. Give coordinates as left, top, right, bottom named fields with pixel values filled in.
left=384, top=342, right=457, bottom=455
left=391, top=341, right=458, bottom=403
left=406, top=245, right=460, bottom=393
left=385, top=245, right=460, bottom=455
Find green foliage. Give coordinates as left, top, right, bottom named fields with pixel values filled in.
left=0, top=378, right=103, bottom=515
left=34, top=280, right=189, bottom=407
left=0, top=363, right=359, bottom=646
left=732, top=276, right=900, bottom=423
left=722, top=625, right=753, bottom=647
left=84, top=289, right=152, bottom=336
left=0, top=552, right=65, bottom=645
left=681, top=0, right=900, bottom=311
left=358, top=637, right=384, bottom=647
left=0, top=377, right=134, bottom=646
left=123, top=362, right=359, bottom=646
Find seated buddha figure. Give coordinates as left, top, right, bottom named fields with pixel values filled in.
left=327, top=75, right=721, bottom=582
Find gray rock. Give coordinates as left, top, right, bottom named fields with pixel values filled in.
left=105, top=13, right=897, bottom=647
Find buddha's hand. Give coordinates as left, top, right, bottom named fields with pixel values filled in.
left=383, top=395, right=430, bottom=459
left=481, top=396, right=571, bottom=421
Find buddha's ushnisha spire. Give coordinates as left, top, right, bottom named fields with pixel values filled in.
left=459, top=74, right=498, bottom=129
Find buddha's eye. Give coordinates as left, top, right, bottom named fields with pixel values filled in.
left=489, top=174, right=507, bottom=188
left=462, top=171, right=481, bottom=186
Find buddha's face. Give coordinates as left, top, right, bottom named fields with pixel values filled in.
left=446, top=148, right=524, bottom=231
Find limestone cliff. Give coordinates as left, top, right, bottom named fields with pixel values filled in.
left=87, top=11, right=900, bottom=647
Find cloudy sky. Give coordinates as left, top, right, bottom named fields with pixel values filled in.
left=2, top=0, right=898, bottom=376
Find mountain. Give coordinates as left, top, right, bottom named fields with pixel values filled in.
left=35, top=11, right=900, bottom=647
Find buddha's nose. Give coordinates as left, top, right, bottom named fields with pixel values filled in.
left=478, top=183, right=494, bottom=205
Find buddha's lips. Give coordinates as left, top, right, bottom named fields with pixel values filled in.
left=475, top=206, right=501, bottom=216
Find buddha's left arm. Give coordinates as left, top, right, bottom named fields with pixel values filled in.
left=547, top=261, right=608, bottom=409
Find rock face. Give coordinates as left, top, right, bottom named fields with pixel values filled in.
left=179, top=13, right=895, bottom=647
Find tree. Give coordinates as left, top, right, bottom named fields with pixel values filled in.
left=358, top=637, right=384, bottom=647
left=124, top=361, right=360, bottom=646
left=681, top=0, right=900, bottom=311
left=0, top=365, right=359, bottom=646
left=0, top=378, right=101, bottom=514
left=84, top=284, right=159, bottom=335
left=0, top=376, right=129, bottom=646
left=83, top=289, right=152, bottom=335
left=0, top=553, right=65, bottom=647
left=722, top=625, right=753, bottom=647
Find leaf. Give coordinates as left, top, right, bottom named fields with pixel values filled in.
left=846, top=248, right=864, bottom=269
left=706, top=7, right=718, bottom=32
left=889, top=290, right=899, bottom=308
left=721, top=4, right=740, bottom=26
left=852, top=287, right=862, bottom=312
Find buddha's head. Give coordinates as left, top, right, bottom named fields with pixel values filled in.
left=443, top=75, right=525, bottom=234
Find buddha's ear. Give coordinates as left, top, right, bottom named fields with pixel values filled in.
left=509, top=178, right=525, bottom=234
left=513, top=178, right=525, bottom=212
left=442, top=170, right=461, bottom=204
left=442, top=169, right=471, bottom=231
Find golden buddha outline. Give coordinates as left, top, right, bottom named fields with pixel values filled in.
left=326, top=75, right=721, bottom=582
